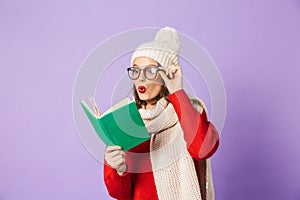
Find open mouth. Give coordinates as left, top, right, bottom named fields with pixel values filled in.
left=138, top=86, right=146, bottom=93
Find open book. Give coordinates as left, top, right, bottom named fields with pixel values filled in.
left=80, top=97, right=150, bottom=151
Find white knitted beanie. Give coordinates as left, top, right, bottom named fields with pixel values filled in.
left=131, top=26, right=180, bottom=67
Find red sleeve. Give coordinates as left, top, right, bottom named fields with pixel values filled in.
left=168, top=89, right=219, bottom=160
left=104, top=162, right=133, bottom=200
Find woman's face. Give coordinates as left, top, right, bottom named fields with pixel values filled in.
left=132, top=57, right=164, bottom=108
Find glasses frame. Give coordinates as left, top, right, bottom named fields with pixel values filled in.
left=127, top=65, right=164, bottom=80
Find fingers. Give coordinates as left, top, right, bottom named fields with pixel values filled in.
left=114, top=158, right=126, bottom=167
left=106, top=145, right=121, bottom=152
left=158, top=69, right=169, bottom=82
left=105, top=146, right=127, bottom=173
left=106, top=150, right=125, bottom=160
left=159, top=65, right=183, bottom=94
left=166, top=66, right=178, bottom=79
left=160, top=65, right=182, bottom=79
left=105, top=146, right=125, bottom=161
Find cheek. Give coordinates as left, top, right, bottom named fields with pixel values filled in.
left=148, top=77, right=164, bottom=95
left=133, top=80, right=139, bottom=89
left=149, top=83, right=163, bottom=95
left=150, top=75, right=164, bottom=87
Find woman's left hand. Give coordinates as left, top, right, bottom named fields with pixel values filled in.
left=159, top=65, right=183, bottom=94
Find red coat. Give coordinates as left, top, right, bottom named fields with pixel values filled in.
left=104, top=89, right=219, bottom=200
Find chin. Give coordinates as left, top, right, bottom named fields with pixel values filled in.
left=138, top=93, right=150, bottom=101
left=138, top=92, right=157, bottom=101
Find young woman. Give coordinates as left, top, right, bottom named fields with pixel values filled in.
left=104, top=26, right=219, bottom=200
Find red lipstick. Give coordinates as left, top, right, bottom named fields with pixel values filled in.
left=138, top=86, right=146, bottom=93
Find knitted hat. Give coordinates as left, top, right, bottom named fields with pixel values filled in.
left=131, top=26, right=180, bottom=67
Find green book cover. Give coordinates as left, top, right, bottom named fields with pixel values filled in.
left=80, top=98, right=150, bottom=151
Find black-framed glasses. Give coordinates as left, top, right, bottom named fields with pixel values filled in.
left=127, top=65, right=164, bottom=80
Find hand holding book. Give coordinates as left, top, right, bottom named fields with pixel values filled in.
left=105, top=146, right=127, bottom=175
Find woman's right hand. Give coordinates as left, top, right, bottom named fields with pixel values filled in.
left=159, top=65, right=183, bottom=94
left=105, top=146, right=127, bottom=175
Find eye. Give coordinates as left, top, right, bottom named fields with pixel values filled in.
left=128, top=68, right=140, bottom=79
left=131, top=68, right=139, bottom=74
left=147, top=66, right=158, bottom=74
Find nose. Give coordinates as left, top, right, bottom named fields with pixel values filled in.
left=138, top=69, right=146, bottom=82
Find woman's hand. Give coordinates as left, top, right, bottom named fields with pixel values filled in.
left=159, top=65, right=183, bottom=94
left=105, top=146, right=127, bottom=175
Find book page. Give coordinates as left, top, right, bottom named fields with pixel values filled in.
left=102, top=98, right=132, bottom=116
left=80, top=100, right=96, bottom=118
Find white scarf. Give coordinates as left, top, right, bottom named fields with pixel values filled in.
left=139, top=98, right=202, bottom=200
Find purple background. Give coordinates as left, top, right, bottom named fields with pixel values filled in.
left=1, top=0, right=300, bottom=200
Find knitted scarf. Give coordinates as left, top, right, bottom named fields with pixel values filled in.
left=139, top=98, right=202, bottom=200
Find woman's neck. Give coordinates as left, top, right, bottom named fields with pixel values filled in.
left=145, top=99, right=158, bottom=109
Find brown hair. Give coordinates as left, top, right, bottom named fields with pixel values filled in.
left=133, top=84, right=170, bottom=109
